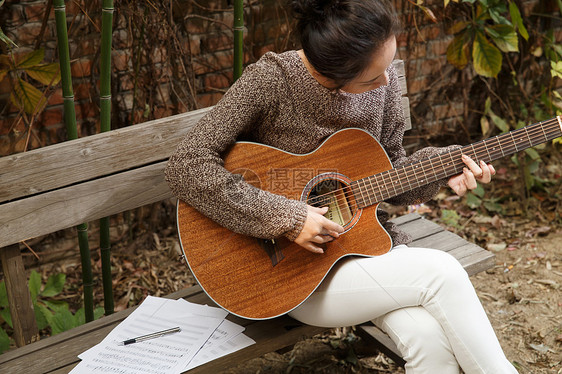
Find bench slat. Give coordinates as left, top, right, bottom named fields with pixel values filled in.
left=0, top=162, right=171, bottom=248
left=0, top=108, right=208, bottom=204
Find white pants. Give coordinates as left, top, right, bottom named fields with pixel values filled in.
left=288, top=245, right=517, bottom=374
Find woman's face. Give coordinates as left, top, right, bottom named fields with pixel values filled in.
left=340, top=36, right=397, bottom=94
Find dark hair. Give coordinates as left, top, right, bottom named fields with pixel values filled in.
left=289, top=0, right=401, bottom=87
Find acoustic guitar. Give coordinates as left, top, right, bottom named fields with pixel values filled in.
left=177, top=116, right=561, bottom=319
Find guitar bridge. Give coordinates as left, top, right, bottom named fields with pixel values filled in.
left=258, top=238, right=285, bottom=267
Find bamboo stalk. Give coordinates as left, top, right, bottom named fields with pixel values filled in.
left=54, top=0, right=77, bottom=139
left=233, top=0, right=244, bottom=81
left=100, top=0, right=114, bottom=316
left=54, top=0, right=94, bottom=322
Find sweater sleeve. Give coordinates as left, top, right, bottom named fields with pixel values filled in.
left=378, top=65, right=460, bottom=207
left=165, top=61, right=308, bottom=241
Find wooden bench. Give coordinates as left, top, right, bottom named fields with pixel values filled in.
left=0, top=60, right=495, bottom=372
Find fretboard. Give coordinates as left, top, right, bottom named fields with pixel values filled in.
left=352, top=116, right=562, bottom=208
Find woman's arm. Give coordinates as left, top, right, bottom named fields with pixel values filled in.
left=165, top=62, right=308, bottom=241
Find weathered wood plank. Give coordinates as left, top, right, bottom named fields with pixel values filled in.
left=458, top=249, right=496, bottom=276
left=0, top=244, right=39, bottom=347
left=0, top=108, right=209, bottom=204
left=394, top=215, right=444, bottom=240
left=389, top=211, right=421, bottom=225
left=409, top=229, right=470, bottom=251
left=0, top=162, right=172, bottom=248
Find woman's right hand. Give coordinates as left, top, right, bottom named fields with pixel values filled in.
left=294, top=205, right=345, bottom=254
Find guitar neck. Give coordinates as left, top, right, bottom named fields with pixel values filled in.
left=353, top=116, right=562, bottom=208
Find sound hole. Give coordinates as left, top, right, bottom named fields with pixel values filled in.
left=307, top=178, right=357, bottom=227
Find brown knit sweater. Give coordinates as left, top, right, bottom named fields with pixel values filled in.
left=165, top=51, right=456, bottom=245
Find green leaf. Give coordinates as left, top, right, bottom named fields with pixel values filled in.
left=94, top=307, right=104, bottom=320
left=486, top=24, right=518, bottom=53
left=29, top=270, right=41, bottom=303
left=466, top=192, right=482, bottom=208
left=484, top=97, right=492, bottom=113
left=25, top=63, right=61, bottom=86
left=16, top=49, right=44, bottom=69
left=440, top=209, right=461, bottom=228
left=43, top=299, right=69, bottom=313
left=472, top=183, right=485, bottom=197
left=483, top=201, right=503, bottom=212
left=488, top=8, right=509, bottom=25
left=74, top=307, right=105, bottom=327
left=50, top=308, right=76, bottom=335
left=41, top=273, right=65, bottom=298
left=551, top=61, right=562, bottom=79
left=489, top=111, right=510, bottom=132
left=0, top=27, right=17, bottom=48
left=447, top=33, right=470, bottom=69
left=480, top=115, right=490, bottom=135
left=0, top=281, right=8, bottom=308
left=74, top=307, right=85, bottom=326
left=524, top=148, right=540, bottom=160
left=0, top=308, right=12, bottom=328
left=34, top=303, right=52, bottom=330
left=448, top=21, right=469, bottom=35
left=11, top=78, right=48, bottom=115
left=472, top=31, right=502, bottom=77
left=509, top=2, right=528, bottom=40
left=0, top=327, right=11, bottom=354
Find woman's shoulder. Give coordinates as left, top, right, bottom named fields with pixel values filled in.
left=245, top=50, right=302, bottom=76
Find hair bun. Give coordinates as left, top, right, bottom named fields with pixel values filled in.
left=289, top=0, right=343, bottom=22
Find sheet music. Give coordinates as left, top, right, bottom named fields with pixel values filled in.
left=70, top=296, right=255, bottom=374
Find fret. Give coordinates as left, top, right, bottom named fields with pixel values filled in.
left=509, top=132, right=519, bottom=152
left=482, top=139, right=491, bottom=162
left=354, top=180, right=366, bottom=208
left=417, top=161, right=428, bottom=185
left=427, top=156, right=439, bottom=182
left=497, top=135, right=505, bottom=157
left=374, top=174, right=384, bottom=201
left=386, top=170, right=398, bottom=197
left=382, top=171, right=393, bottom=200
left=362, top=178, right=373, bottom=206
left=488, top=135, right=503, bottom=160
left=404, top=164, right=413, bottom=191
left=437, top=153, right=448, bottom=179
left=448, top=150, right=459, bottom=175
left=523, top=127, right=533, bottom=147
left=366, top=177, right=375, bottom=203
left=367, top=176, right=380, bottom=203
left=394, top=168, right=405, bottom=195
left=470, top=143, right=479, bottom=163
left=539, top=122, right=548, bottom=142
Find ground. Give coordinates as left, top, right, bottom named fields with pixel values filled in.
left=3, top=151, right=561, bottom=373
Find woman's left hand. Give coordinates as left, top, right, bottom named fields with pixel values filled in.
left=448, top=154, right=496, bottom=197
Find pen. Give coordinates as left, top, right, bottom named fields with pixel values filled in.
left=118, top=326, right=181, bottom=345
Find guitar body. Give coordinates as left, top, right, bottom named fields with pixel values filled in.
left=177, top=128, right=395, bottom=319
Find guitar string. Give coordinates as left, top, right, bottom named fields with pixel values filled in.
left=360, top=129, right=560, bottom=202
left=360, top=125, right=561, bottom=202
left=305, top=127, right=550, bottom=211
left=304, top=121, right=560, bottom=208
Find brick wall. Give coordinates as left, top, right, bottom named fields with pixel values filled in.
left=0, top=0, right=292, bottom=155
left=0, top=0, right=559, bottom=155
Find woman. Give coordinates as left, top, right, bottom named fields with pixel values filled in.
left=165, top=1, right=516, bottom=372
